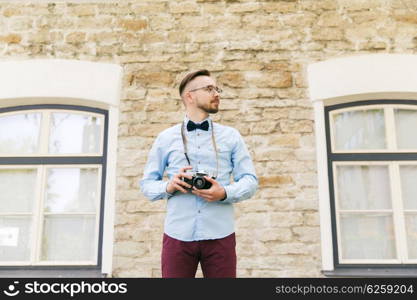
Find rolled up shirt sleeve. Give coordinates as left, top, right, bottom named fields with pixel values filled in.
left=139, top=135, right=171, bottom=201
left=222, top=131, right=258, bottom=203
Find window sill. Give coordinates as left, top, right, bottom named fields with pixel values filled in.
left=323, top=268, right=417, bottom=278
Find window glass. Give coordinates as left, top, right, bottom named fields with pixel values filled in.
left=333, top=109, right=386, bottom=150
left=395, top=109, right=417, bottom=149
left=0, top=217, right=32, bottom=262
left=41, top=215, right=96, bottom=261
left=405, top=214, right=417, bottom=259
left=339, top=214, right=396, bottom=260
left=336, top=165, right=391, bottom=210
left=0, top=169, right=36, bottom=213
left=400, top=165, right=417, bottom=210
left=49, top=113, right=102, bottom=154
left=44, top=168, right=98, bottom=213
left=0, top=113, right=41, bottom=154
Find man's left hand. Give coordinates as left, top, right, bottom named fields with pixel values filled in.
left=191, top=176, right=226, bottom=202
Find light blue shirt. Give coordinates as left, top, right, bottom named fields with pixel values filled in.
left=139, top=116, right=258, bottom=241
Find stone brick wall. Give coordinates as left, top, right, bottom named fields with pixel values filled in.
left=1, top=0, right=417, bottom=277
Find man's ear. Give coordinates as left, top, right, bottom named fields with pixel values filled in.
left=184, top=91, right=194, bottom=106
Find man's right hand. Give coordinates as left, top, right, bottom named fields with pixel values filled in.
left=166, top=166, right=193, bottom=194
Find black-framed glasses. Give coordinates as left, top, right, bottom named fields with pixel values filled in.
left=188, top=85, right=223, bottom=94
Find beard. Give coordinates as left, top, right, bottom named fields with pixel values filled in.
left=196, top=99, right=219, bottom=114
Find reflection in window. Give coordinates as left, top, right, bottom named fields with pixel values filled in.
left=49, top=113, right=101, bottom=154
left=340, top=214, right=396, bottom=260
left=41, top=215, right=96, bottom=261
left=395, top=109, right=417, bottom=149
left=45, top=168, right=98, bottom=213
left=42, top=167, right=99, bottom=262
left=0, top=113, right=41, bottom=154
left=336, top=165, right=391, bottom=210
left=333, top=109, right=386, bottom=150
left=400, top=166, right=417, bottom=210
left=0, top=169, right=37, bottom=213
left=405, top=215, right=417, bottom=259
left=0, top=217, right=32, bottom=262
left=0, top=168, right=36, bottom=262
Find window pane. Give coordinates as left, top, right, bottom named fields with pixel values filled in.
left=0, top=169, right=36, bottom=213
left=0, top=113, right=41, bottom=154
left=339, top=213, right=396, bottom=260
left=41, top=215, right=96, bottom=262
left=333, top=109, right=386, bottom=150
left=336, top=165, right=391, bottom=210
left=0, top=217, right=31, bottom=262
left=405, top=214, right=417, bottom=259
left=400, top=165, right=417, bottom=210
left=45, top=168, right=98, bottom=213
left=49, top=113, right=102, bottom=154
left=395, top=109, right=417, bottom=149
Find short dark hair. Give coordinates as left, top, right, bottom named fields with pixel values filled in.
left=179, top=69, right=211, bottom=97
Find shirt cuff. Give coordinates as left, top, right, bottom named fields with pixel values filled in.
left=222, top=185, right=235, bottom=203
left=163, top=181, right=174, bottom=199
left=219, top=188, right=227, bottom=202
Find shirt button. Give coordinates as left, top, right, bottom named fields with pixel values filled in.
left=198, top=210, right=201, bottom=213
left=197, top=133, right=200, bottom=136
left=198, top=146, right=200, bottom=149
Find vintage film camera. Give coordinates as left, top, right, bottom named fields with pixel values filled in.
left=182, top=170, right=215, bottom=190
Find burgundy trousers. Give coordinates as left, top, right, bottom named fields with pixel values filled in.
left=161, top=233, right=237, bottom=278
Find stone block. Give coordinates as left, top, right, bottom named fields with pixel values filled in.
left=113, top=241, right=147, bottom=257
left=317, top=11, right=346, bottom=27
left=131, top=3, right=167, bottom=14
left=228, top=2, right=260, bottom=13
left=292, top=226, right=320, bottom=242
left=217, top=71, right=246, bottom=88
left=248, top=71, right=293, bottom=88
left=312, top=27, right=344, bottom=41
left=169, top=2, right=200, bottom=14
left=254, top=149, right=295, bottom=162
left=269, top=212, right=304, bottom=227
left=134, top=71, right=174, bottom=87
left=280, top=120, right=313, bottom=133
left=68, top=4, right=96, bottom=16
left=3, top=7, right=22, bottom=17
left=119, top=19, right=148, bottom=31
left=268, top=134, right=300, bottom=148
left=0, top=34, right=22, bottom=44
left=262, top=2, right=297, bottom=14
left=65, top=32, right=86, bottom=44
left=258, top=175, right=293, bottom=187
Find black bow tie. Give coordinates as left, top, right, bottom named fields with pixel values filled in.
left=187, top=120, right=209, bottom=131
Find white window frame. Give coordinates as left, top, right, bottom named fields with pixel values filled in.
left=0, top=59, right=122, bottom=276
left=308, top=54, right=417, bottom=275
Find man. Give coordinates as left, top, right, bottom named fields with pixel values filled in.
left=140, top=69, right=258, bottom=278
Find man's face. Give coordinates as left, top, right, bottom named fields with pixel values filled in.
left=187, top=76, right=220, bottom=114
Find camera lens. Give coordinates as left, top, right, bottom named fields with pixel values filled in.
left=193, top=177, right=205, bottom=189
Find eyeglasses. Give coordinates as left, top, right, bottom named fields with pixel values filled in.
left=188, top=85, right=223, bottom=94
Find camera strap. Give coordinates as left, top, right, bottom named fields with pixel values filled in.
left=181, top=119, right=219, bottom=178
